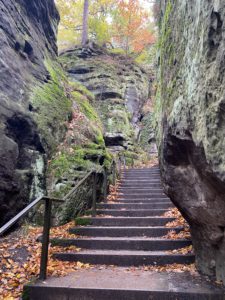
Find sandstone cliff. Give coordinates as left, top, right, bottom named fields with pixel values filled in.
left=0, top=1, right=113, bottom=227
left=59, top=45, right=150, bottom=156
left=0, top=0, right=61, bottom=226
left=157, top=0, right=225, bottom=283
left=49, top=46, right=151, bottom=224
left=0, top=1, right=151, bottom=227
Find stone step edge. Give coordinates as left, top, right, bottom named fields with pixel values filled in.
left=25, top=286, right=225, bottom=300
left=70, top=226, right=184, bottom=230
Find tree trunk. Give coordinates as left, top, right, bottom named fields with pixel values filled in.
left=82, top=0, right=89, bottom=46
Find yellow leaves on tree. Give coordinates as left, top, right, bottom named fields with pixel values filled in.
left=56, top=0, right=156, bottom=56
left=113, top=0, right=156, bottom=55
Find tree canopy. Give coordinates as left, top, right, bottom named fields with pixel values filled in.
left=56, top=0, right=156, bottom=61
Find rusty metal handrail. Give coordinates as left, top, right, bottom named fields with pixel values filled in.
left=0, top=159, right=117, bottom=281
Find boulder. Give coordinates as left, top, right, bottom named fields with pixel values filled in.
left=157, top=0, right=225, bottom=283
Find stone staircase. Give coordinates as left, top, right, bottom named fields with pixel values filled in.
left=26, top=167, right=225, bottom=299
left=52, top=166, right=194, bottom=266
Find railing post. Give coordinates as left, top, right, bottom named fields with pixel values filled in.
left=103, top=166, right=107, bottom=203
left=112, top=161, right=116, bottom=186
left=92, top=171, right=97, bottom=217
left=39, top=198, right=52, bottom=280
left=132, top=157, right=134, bottom=168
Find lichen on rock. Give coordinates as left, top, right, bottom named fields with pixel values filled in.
left=157, top=0, right=225, bottom=284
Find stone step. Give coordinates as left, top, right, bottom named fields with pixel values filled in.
left=124, top=167, right=160, bottom=170
left=119, top=184, right=163, bottom=187
left=123, top=169, right=160, bottom=171
left=76, top=217, right=175, bottom=226
left=121, top=180, right=162, bottom=184
left=117, top=198, right=170, bottom=203
left=120, top=182, right=162, bottom=185
left=118, top=194, right=168, bottom=199
left=118, top=187, right=164, bottom=194
left=51, top=237, right=192, bottom=251
left=122, top=170, right=160, bottom=173
left=26, top=268, right=225, bottom=300
left=95, top=209, right=168, bottom=217
left=122, top=171, right=160, bottom=174
left=122, top=170, right=160, bottom=172
left=53, top=249, right=195, bottom=266
left=122, top=173, right=160, bottom=175
left=122, top=174, right=161, bottom=178
left=97, top=203, right=173, bottom=209
left=69, top=226, right=182, bottom=237
left=118, top=188, right=165, bottom=193
left=120, top=184, right=163, bottom=188
left=122, top=177, right=161, bottom=181
left=120, top=178, right=161, bottom=181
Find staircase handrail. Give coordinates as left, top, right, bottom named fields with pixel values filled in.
left=0, top=159, right=117, bottom=280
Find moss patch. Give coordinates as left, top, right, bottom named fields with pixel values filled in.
left=31, top=60, right=72, bottom=153
left=75, top=217, right=92, bottom=226
left=72, top=91, right=100, bottom=123
left=139, top=113, right=155, bottom=150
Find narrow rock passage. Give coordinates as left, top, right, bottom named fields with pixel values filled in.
left=27, top=166, right=225, bottom=299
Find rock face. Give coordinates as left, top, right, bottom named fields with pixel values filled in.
left=0, top=0, right=61, bottom=226
left=0, top=2, right=151, bottom=228
left=157, top=0, right=225, bottom=283
left=59, top=45, right=150, bottom=153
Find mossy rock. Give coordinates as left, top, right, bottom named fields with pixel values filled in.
left=75, top=217, right=92, bottom=226
left=30, top=59, right=72, bottom=153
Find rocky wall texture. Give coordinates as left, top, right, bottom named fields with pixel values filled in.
left=0, top=1, right=114, bottom=227
left=0, top=0, right=62, bottom=226
left=59, top=45, right=150, bottom=158
left=0, top=1, right=151, bottom=227
left=157, top=0, right=225, bottom=283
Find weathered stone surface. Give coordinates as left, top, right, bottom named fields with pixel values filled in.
left=0, top=4, right=152, bottom=229
left=157, top=0, right=225, bottom=283
left=0, top=0, right=60, bottom=226
left=59, top=46, right=150, bottom=152
left=139, top=112, right=156, bottom=150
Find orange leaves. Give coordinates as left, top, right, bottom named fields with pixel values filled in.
left=168, top=245, right=194, bottom=255
left=113, top=0, right=155, bottom=54
left=107, top=182, right=120, bottom=202
left=0, top=221, right=90, bottom=299
left=142, top=263, right=197, bottom=274
left=165, top=228, right=191, bottom=240
left=50, top=221, right=77, bottom=239
left=163, top=208, right=191, bottom=240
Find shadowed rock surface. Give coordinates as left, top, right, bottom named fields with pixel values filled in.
left=157, top=0, right=225, bottom=283
left=0, top=0, right=60, bottom=226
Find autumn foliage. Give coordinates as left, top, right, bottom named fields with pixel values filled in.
left=56, top=0, right=156, bottom=58
left=113, top=0, right=155, bottom=54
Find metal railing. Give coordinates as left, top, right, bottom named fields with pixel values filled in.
left=0, top=158, right=119, bottom=280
